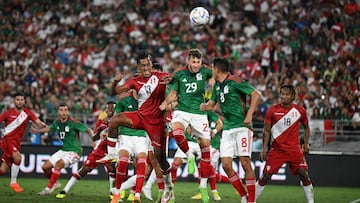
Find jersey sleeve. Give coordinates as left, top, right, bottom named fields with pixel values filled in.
left=26, top=109, right=39, bottom=121
left=204, top=66, right=213, bottom=80
left=210, top=83, right=219, bottom=103
left=124, top=78, right=135, bottom=90
left=49, top=122, right=58, bottom=131
left=73, top=121, right=89, bottom=132
left=0, top=111, right=8, bottom=123
left=233, top=80, right=255, bottom=96
left=264, top=106, right=273, bottom=125
left=170, top=71, right=180, bottom=92
left=207, top=111, right=218, bottom=129
left=299, top=106, right=309, bottom=127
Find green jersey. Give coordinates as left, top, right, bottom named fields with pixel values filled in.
left=115, top=94, right=147, bottom=137
left=171, top=66, right=212, bottom=114
left=210, top=75, right=255, bottom=130
left=49, top=118, right=88, bottom=155
left=208, top=111, right=220, bottom=150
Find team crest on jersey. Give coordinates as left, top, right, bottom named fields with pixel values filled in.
left=224, top=85, right=229, bottom=94
left=65, top=126, right=70, bottom=132
left=196, top=73, right=202, bottom=80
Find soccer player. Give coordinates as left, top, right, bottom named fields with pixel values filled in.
left=200, top=57, right=261, bottom=203
left=97, top=50, right=174, bottom=203
left=34, top=104, right=94, bottom=195
left=55, top=101, right=116, bottom=199
left=111, top=90, right=149, bottom=203
left=255, top=84, right=314, bottom=203
left=0, top=92, right=47, bottom=192
left=159, top=48, right=213, bottom=203
left=191, top=111, right=229, bottom=201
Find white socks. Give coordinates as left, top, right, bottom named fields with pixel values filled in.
left=63, top=176, right=78, bottom=193
left=303, top=184, right=314, bottom=203
left=120, top=175, right=136, bottom=190
left=144, top=170, right=156, bottom=189
left=255, top=181, right=265, bottom=199
left=10, top=164, right=20, bottom=184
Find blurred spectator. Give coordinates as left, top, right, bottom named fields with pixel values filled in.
left=0, top=0, right=359, bottom=145
left=252, top=133, right=262, bottom=152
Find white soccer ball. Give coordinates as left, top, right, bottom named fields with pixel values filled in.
left=189, top=7, right=210, bottom=26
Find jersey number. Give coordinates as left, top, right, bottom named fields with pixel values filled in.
left=202, top=123, right=209, bottom=132
left=283, top=118, right=291, bottom=126
left=185, top=83, right=197, bottom=93
left=59, top=132, right=65, bottom=139
left=220, top=92, right=225, bottom=102
left=241, top=137, right=247, bottom=147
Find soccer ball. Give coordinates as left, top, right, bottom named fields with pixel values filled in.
left=189, top=7, right=210, bottom=26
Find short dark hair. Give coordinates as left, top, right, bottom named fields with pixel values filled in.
left=213, top=57, right=230, bottom=72
left=153, top=63, right=163, bottom=71
left=280, top=84, right=296, bottom=95
left=106, top=101, right=116, bottom=105
left=188, top=48, right=202, bottom=59
left=58, top=103, right=68, bottom=109
left=13, top=92, right=25, bottom=98
left=136, top=50, right=152, bottom=64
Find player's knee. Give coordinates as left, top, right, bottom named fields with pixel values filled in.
left=12, top=153, right=22, bottom=165
left=221, top=162, right=233, bottom=172
left=0, top=164, right=9, bottom=173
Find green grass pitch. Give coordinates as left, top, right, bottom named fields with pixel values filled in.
left=0, top=177, right=359, bottom=203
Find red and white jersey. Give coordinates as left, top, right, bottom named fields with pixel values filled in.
left=94, top=117, right=109, bottom=135
left=264, top=103, right=308, bottom=151
left=0, top=108, right=38, bottom=142
left=125, top=71, right=170, bottom=119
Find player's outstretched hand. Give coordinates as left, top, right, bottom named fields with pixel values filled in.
left=301, top=143, right=310, bottom=153
left=30, top=126, right=39, bottom=134
left=113, top=74, right=123, bottom=84
left=259, top=150, right=267, bottom=162
left=159, top=101, right=178, bottom=111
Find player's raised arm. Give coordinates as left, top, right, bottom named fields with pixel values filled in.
left=110, top=74, right=129, bottom=95
left=159, top=90, right=178, bottom=111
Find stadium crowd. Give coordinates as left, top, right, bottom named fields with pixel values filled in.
left=0, top=0, right=360, bottom=145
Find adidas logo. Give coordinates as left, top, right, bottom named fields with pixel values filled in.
left=182, top=78, right=187, bottom=82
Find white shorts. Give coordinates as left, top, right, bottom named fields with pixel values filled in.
left=49, top=150, right=80, bottom=168
left=174, top=141, right=201, bottom=161
left=172, top=110, right=210, bottom=140
left=119, top=135, right=148, bottom=157
left=146, top=135, right=153, bottom=152
left=220, top=127, right=253, bottom=158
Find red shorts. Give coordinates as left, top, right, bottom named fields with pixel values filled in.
left=124, top=111, right=167, bottom=149
left=0, top=137, right=21, bottom=166
left=83, top=140, right=108, bottom=169
left=264, top=148, right=308, bottom=175
left=83, top=152, right=114, bottom=172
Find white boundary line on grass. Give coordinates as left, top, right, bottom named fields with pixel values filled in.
left=349, top=199, right=360, bottom=203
